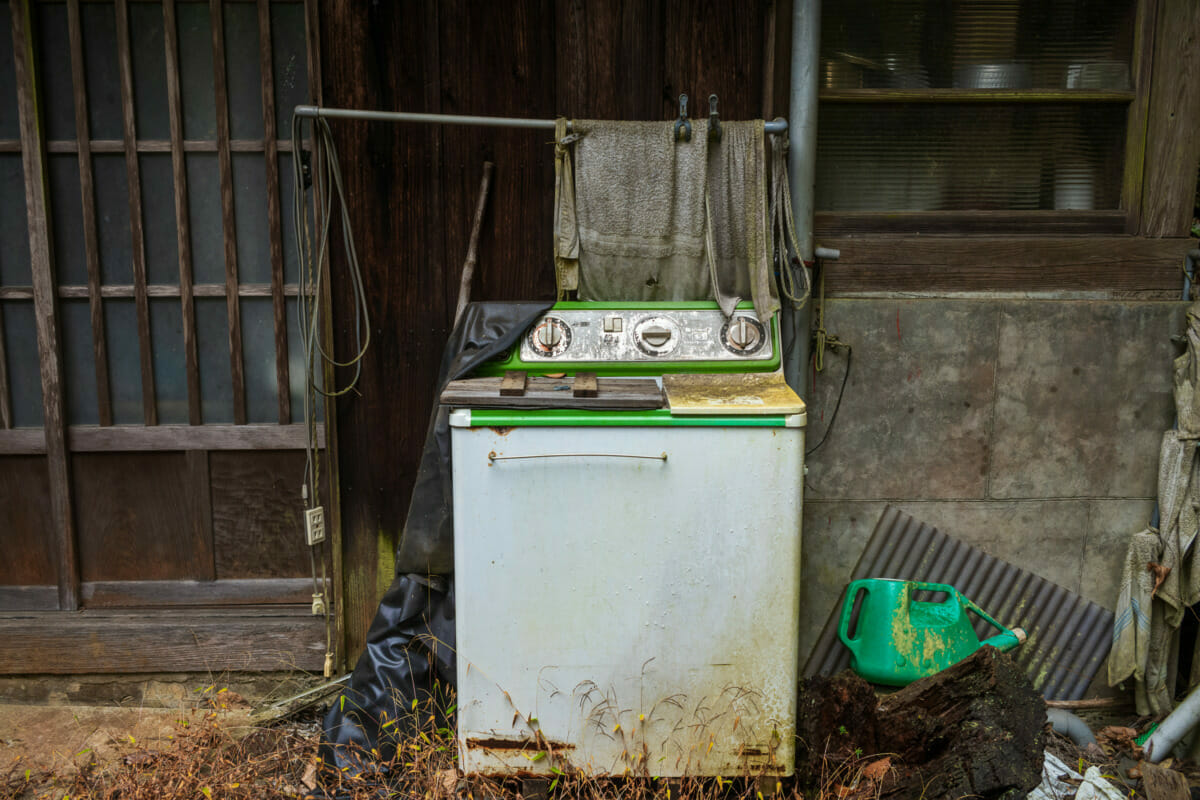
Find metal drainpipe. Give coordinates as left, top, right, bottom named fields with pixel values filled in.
left=784, top=0, right=820, bottom=396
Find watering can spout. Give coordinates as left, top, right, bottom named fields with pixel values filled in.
left=981, top=626, right=1026, bottom=653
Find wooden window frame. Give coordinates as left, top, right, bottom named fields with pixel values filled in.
left=812, top=0, right=1164, bottom=239
left=803, top=0, right=1200, bottom=298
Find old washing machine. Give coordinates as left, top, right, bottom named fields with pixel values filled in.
left=449, top=300, right=805, bottom=778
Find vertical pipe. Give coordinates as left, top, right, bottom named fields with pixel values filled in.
left=784, top=0, right=819, bottom=396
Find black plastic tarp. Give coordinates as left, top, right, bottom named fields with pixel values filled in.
left=320, top=301, right=553, bottom=778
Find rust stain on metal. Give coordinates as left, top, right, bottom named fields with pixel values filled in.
left=489, top=426, right=515, bottom=436
left=466, top=737, right=574, bottom=751
left=804, top=505, right=1113, bottom=700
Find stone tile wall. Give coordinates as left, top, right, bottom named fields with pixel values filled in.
left=800, top=299, right=1185, bottom=677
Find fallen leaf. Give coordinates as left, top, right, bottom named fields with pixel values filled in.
left=1097, top=725, right=1139, bottom=752
left=862, top=756, right=892, bottom=781
left=300, top=760, right=318, bottom=790
left=437, top=768, right=458, bottom=796
left=122, top=750, right=158, bottom=770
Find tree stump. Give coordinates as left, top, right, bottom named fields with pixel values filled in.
left=796, top=647, right=1046, bottom=800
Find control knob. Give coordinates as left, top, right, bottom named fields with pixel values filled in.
left=528, top=317, right=571, bottom=356
left=641, top=325, right=673, bottom=347
left=537, top=323, right=563, bottom=349
left=632, top=316, right=680, bottom=356
left=721, top=315, right=766, bottom=354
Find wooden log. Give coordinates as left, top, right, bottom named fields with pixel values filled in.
left=796, top=648, right=1046, bottom=800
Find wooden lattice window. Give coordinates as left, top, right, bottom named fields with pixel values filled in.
left=0, top=0, right=317, bottom=436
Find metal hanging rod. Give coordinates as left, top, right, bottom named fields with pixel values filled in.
left=293, top=105, right=789, bottom=134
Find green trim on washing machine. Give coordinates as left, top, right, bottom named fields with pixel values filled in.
left=473, top=301, right=781, bottom=377
left=550, top=300, right=756, bottom=311
left=451, top=408, right=793, bottom=428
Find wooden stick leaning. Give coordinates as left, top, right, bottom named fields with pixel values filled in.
left=453, top=161, right=495, bottom=328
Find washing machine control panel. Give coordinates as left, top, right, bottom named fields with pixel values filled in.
left=520, top=308, right=774, bottom=363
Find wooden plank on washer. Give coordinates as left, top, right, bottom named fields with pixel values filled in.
left=163, top=0, right=202, bottom=426
left=10, top=0, right=81, bottom=610
left=67, top=0, right=113, bottom=427
left=210, top=0, right=247, bottom=425
left=258, top=0, right=290, bottom=424
left=441, top=376, right=663, bottom=409
left=114, top=0, right=157, bottom=425
left=499, top=370, right=527, bottom=397
left=0, top=609, right=326, bottom=673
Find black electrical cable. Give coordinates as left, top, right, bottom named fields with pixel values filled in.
left=805, top=343, right=851, bottom=457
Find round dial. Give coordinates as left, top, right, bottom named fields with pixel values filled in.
left=633, top=316, right=680, bottom=356
left=528, top=317, right=571, bottom=356
left=721, top=315, right=767, bottom=355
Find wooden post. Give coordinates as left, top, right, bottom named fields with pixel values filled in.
left=0, top=305, right=10, bottom=429
left=1120, top=0, right=1160, bottom=234
left=11, top=0, right=81, bottom=610
left=66, top=0, right=113, bottom=427
left=1140, top=0, right=1200, bottom=237
left=258, top=0, right=291, bottom=426
left=211, top=0, right=247, bottom=425
left=162, top=0, right=203, bottom=426
left=114, top=0, right=158, bottom=425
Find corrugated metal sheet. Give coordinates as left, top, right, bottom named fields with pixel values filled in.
left=804, top=506, right=1113, bottom=700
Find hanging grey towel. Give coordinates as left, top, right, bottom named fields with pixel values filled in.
left=707, top=120, right=779, bottom=322
left=573, top=119, right=713, bottom=302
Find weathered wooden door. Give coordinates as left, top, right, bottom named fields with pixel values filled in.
left=0, top=0, right=337, bottom=675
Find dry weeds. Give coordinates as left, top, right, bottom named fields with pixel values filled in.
left=0, top=690, right=912, bottom=800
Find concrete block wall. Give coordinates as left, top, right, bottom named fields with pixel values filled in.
left=798, top=299, right=1186, bottom=676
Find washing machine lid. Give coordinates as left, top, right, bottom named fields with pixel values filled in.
left=662, top=371, right=805, bottom=416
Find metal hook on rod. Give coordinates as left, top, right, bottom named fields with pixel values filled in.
left=674, top=94, right=692, bottom=142
left=708, top=94, right=721, bottom=142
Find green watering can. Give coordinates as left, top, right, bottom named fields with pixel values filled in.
left=838, top=578, right=1026, bottom=686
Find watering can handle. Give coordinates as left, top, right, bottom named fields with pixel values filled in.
left=909, top=580, right=960, bottom=605
left=961, top=595, right=1027, bottom=652
left=837, top=581, right=867, bottom=655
